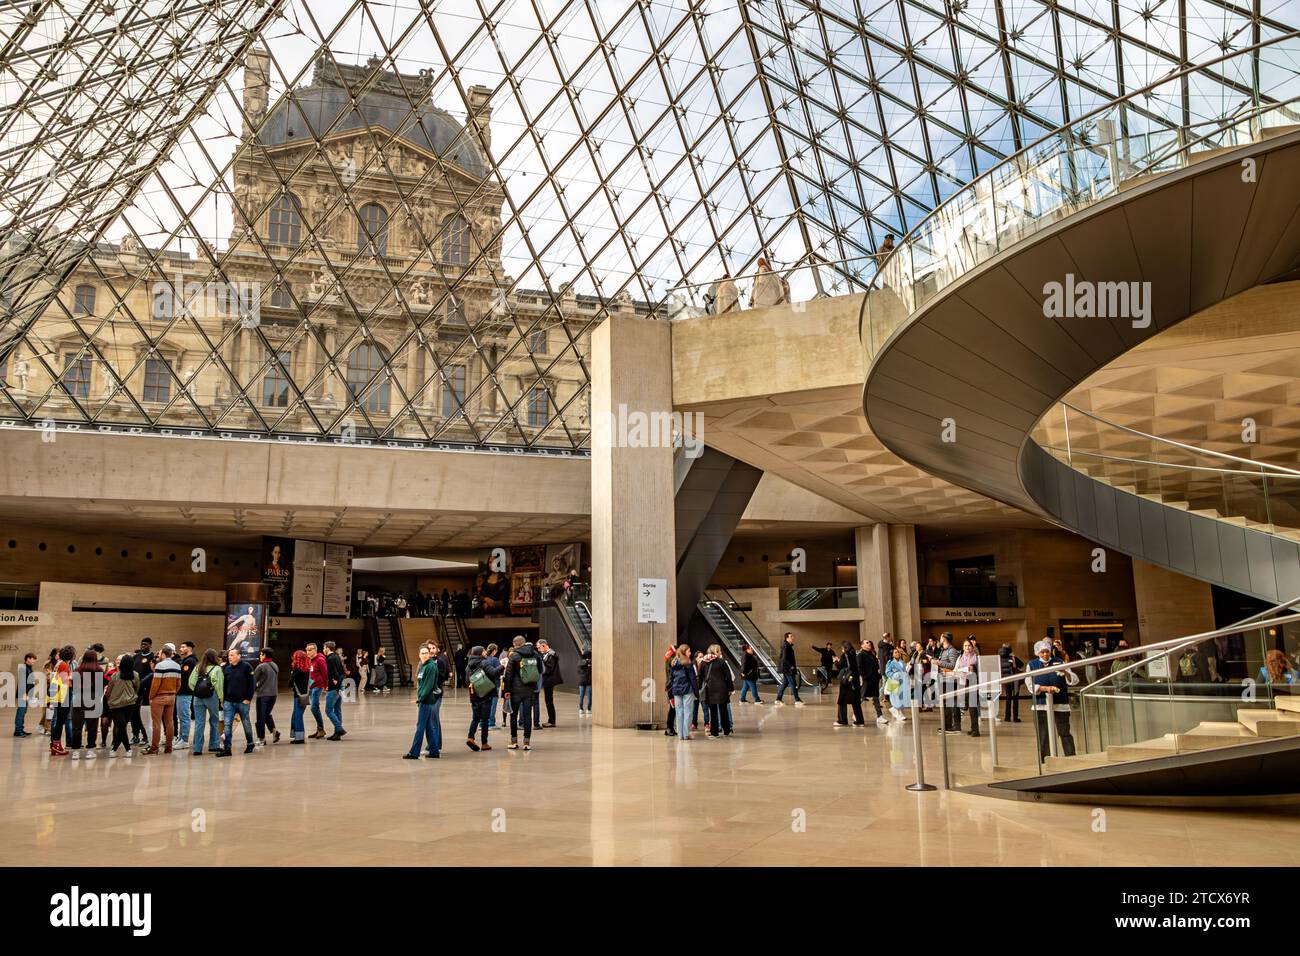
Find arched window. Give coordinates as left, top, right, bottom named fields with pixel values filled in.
left=357, top=203, right=389, bottom=257
left=346, top=342, right=390, bottom=414
left=441, top=214, right=470, bottom=265
left=267, top=192, right=302, bottom=246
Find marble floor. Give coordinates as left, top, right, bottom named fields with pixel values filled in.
left=3, top=689, right=1296, bottom=867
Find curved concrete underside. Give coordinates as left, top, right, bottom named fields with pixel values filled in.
left=864, top=129, right=1300, bottom=601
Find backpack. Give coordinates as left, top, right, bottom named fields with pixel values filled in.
left=518, top=655, right=540, bottom=684
left=468, top=664, right=495, bottom=698
left=1178, top=652, right=1198, bottom=678
left=193, top=666, right=215, bottom=699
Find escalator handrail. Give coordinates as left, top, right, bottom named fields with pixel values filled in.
left=551, top=597, right=592, bottom=654
left=701, top=599, right=782, bottom=681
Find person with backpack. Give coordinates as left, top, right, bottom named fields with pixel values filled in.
left=254, top=648, right=280, bottom=746
left=217, top=646, right=256, bottom=757
left=738, top=645, right=763, bottom=704
left=288, top=650, right=311, bottom=744
left=189, top=649, right=224, bottom=756
left=576, top=648, right=592, bottom=717
left=465, top=645, right=502, bottom=751
left=47, top=645, right=76, bottom=757
left=504, top=636, right=541, bottom=751
left=68, top=650, right=105, bottom=759
left=403, top=644, right=442, bottom=760
left=699, top=645, right=735, bottom=737
left=323, top=641, right=346, bottom=741
left=538, top=639, right=562, bottom=727
left=104, top=654, right=141, bottom=757
left=832, top=641, right=865, bottom=727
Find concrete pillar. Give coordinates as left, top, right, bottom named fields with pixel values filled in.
left=855, top=523, right=920, bottom=647
left=591, top=315, right=677, bottom=728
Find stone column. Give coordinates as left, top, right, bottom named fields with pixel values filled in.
left=591, top=315, right=676, bottom=728
left=855, top=523, right=921, bottom=647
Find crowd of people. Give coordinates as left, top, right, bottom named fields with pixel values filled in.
left=357, top=588, right=475, bottom=620
left=15, top=638, right=366, bottom=758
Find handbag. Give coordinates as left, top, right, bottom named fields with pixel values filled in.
left=883, top=676, right=901, bottom=695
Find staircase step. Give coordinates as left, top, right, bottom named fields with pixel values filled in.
left=1176, top=721, right=1256, bottom=750
left=1237, top=708, right=1300, bottom=736
left=1107, top=734, right=1178, bottom=760
left=1272, top=695, right=1300, bottom=714
left=1044, top=753, right=1112, bottom=772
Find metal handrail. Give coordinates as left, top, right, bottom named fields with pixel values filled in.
left=1041, top=445, right=1300, bottom=479
left=1056, top=402, right=1300, bottom=477
left=701, top=598, right=781, bottom=681
left=868, top=32, right=1300, bottom=284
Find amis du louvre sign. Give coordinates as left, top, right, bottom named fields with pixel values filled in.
left=920, top=607, right=1025, bottom=622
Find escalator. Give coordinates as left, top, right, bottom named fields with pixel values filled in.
left=698, top=587, right=783, bottom=682
left=552, top=583, right=592, bottom=655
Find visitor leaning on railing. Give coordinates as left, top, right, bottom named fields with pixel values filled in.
left=1026, top=639, right=1080, bottom=759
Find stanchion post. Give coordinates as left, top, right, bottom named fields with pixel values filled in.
left=906, top=654, right=936, bottom=792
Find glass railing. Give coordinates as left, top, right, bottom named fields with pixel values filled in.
left=1035, top=402, right=1300, bottom=536
left=918, top=584, right=1018, bottom=608
left=860, top=33, right=1300, bottom=358
left=933, top=597, right=1300, bottom=789
left=778, top=586, right=859, bottom=610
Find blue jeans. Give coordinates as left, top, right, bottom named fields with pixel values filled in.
left=291, top=694, right=306, bottom=740
left=176, top=695, right=192, bottom=743
left=776, top=674, right=801, bottom=702
left=222, top=700, right=252, bottom=749
left=309, top=687, right=324, bottom=730
left=408, top=701, right=439, bottom=756
left=325, top=689, right=343, bottom=733
left=577, top=685, right=592, bottom=710
left=191, top=695, right=221, bottom=753
left=674, top=694, right=694, bottom=738
left=740, top=679, right=761, bottom=702
left=487, top=696, right=498, bottom=728
left=14, top=704, right=26, bottom=734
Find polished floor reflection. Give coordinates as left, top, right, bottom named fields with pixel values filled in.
left=3, top=690, right=1295, bottom=867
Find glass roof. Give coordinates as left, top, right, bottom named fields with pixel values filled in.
left=1, top=0, right=1295, bottom=452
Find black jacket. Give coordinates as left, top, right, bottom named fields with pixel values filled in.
left=505, top=644, right=541, bottom=697
left=177, top=653, right=198, bottom=696
left=466, top=654, right=502, bottom=698
left=814, top=646, right=835, bottom=671
left=541, top=649, right=563, bottom=687
left=779, top=641, right=797, bottom=675
left=577, top=653, right=592, bottom=687
left=741, top=652, right=760, bottom=681
left=857, top=649, right=880, bottom=694
left=326, top=653, right=344, bottom=690
left=699, top=657, right=735, bottom=705
left=222, top=660, right=256, bottom=702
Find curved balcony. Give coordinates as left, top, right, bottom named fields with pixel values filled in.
left=860, top=33, right=1300, bottom=601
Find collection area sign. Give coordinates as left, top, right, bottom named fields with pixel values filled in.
left=637, top=578, right=668, bottom=624
left=0, top=611, right=43, bottom=626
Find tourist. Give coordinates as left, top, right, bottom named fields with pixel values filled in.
left=832, top=641, right=865, bottom=727
left=933, top=633, right=962, bottom=733
left=289, top=650, right=311, bottom=744
left=999, top=644, right=1023, bottom=722
left=774, top=633, right=803, bottom=706
left=1258, top=649, right=1298, bottom=686
left=403, top=644, right=442, bottom=760
left=14, top=652, right=36, bottom=738
left=130, top=638, right=156, bottom=746
left=699, top=644, right=734, bottom=737
left=738, top=644, right=763, bottom=704
left=254, top=648, right=280, bottom=745
left=504, top=635, right=541, bottom=751
left=884, top=647, right=911, bottom=722
left=465, top=644, right=501, bottom=751
left=812, top=641, right=835, bottom=691
left=39, top=648, right=57, bottom=737
left=307, top=642, right=328, bottom=737
left=355, top=648, right=370, bottom=695
left=217, top=646, right=256, bottom=757
left=104, top=655, right=141, bottom=758
left=539, top=639, right=562, bottom=727
left=142, top=645, right=181, bottom=755
left=189, top=649, right=224, bottom=755
left=1027, top=639, right=1079, bottom=760
left=48, top=645, right=75, bottom=757
left=176, top=641, right=198, bottom=748
left=858, top=639, right=886, bottom=725
left=485, top=643, right=503, bottom=727
left=371, top=647, right=389, bottom=695
left=663, top=644, right=679, bottom=736
left=68, top=650, right=104, bottom=758
left=322, top=642, right=346, bottom=740
left=953, top=637, right=980, bottom=737
left=668, top=644, right=699, bottom=740
left=576, top=648, right=592, bottom=716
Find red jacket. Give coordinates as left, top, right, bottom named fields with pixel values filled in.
left=309, top=653, right=329, bottom=690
